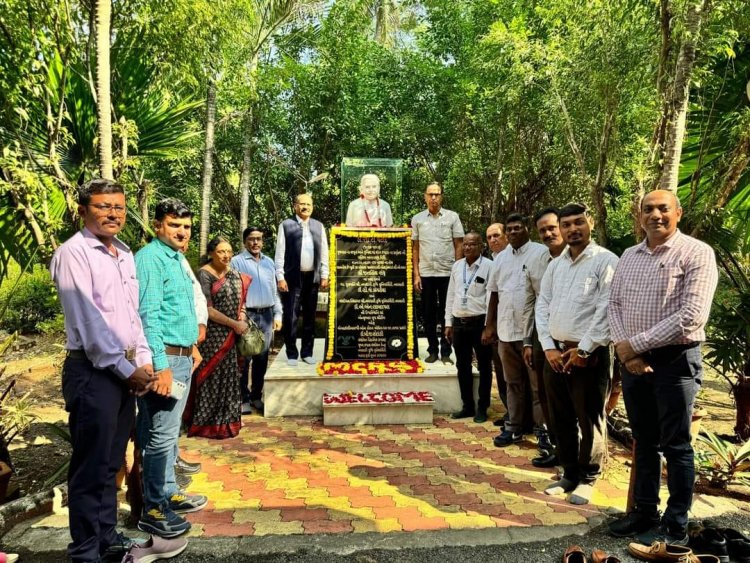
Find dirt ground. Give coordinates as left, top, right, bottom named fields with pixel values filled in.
left=0, top=335, right=742, bottom=501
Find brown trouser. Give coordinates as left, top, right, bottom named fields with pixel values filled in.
left=499, top=340, right=544, bottom=433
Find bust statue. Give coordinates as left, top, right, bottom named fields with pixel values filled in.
left=345, top=174, right=394, bottom=227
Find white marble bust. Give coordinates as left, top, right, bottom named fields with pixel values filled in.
left=345, top=174, right=394, bottom=227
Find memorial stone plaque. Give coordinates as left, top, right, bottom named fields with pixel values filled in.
left=325, top=228, right=416, bottom=362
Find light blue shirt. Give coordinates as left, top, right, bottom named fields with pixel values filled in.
left=231, top=250, right=283, bottom=321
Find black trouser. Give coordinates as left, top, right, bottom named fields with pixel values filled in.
left=452, top=315, right=493, bottom=413
left=281, top=271, right=318, bottom=360
left=622, top=344, right=702, bottom=530
left=62, top=356, right=134, bottom=563
left=421, top=276, right=451, bottom=357
left=241, top=307, right=274, bottom=402
left=544, top=345, right=611, bottom=484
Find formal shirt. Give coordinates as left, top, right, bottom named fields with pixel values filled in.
left=522, top=248, right=554, bottom=346
left=411, top=208, right=464, bottom=277
left=136, top=238, right=198, bottom=371
left=231, top=250, right=283, bottom=321
left=183, top=257, right=208, bottom=326
left=445, top=256, right=494, bottom=326
left=536, top=242, right=619, bottom=353
left=345, top=198, right=394, bottom=227
left=608, top=230, right=718, bottom=354
left=487, top=240, right=549, bottom=342
left=274, top=215, right=330, bottom=281
left=50, top=228, right=151, bottom=379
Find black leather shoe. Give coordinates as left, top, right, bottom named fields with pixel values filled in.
left=720, top=528, right=750, bottom=563
left=175, top=456, right=201, bottom=475
left=532, top=451, right=558, bottom=468
left=425, top=353, right=438, bottom=363
left=441, top=355, right=454, bottom=365
left=451, top=409, right=475, bottom=419
left=473, top=412, right=488, bottom=423
left=607, top=506, right=660, bottom=537
left=689, top=527, right=729, bottom=562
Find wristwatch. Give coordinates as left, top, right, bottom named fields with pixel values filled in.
left=576, top=349, right=591, bottom=359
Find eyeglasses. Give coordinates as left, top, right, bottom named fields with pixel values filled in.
left=425, top=193, right=442, bottom=198
left=88, top=203, right=127, bottom=215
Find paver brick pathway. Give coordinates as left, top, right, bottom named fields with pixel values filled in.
left=179, top=415, right=630, bottom=538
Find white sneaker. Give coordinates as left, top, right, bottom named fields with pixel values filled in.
left=302, top=357, right=316, bottom=365
left=241, top=402, right=253, bottom=415
left=287, top=358, right=298, bottom=366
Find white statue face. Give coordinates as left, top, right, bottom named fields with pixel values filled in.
left=359, top=175, right=381, bottom=201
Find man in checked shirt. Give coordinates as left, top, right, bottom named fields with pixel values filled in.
left=607, top=190, right=718, bottom=545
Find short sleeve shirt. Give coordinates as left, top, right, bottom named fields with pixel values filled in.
left=411, top=208, right=464, bottom=277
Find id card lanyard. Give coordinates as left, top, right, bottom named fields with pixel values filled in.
left=461, top=257, right=482, bottom=306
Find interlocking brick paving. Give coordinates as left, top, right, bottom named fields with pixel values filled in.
left=179, top=414, right=630, bottom=537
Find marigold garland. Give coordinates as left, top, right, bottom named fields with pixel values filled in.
left=317, top=359, right=425, bottom=376
left=324, top=227, right=417, bottom=366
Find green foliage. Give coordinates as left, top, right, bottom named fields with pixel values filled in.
left=696, top=430, right=750, bottom=489
left=0, top=265, right=62, bottom=334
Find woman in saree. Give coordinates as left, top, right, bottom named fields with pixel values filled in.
left=184, top=236, right=251, bottom=439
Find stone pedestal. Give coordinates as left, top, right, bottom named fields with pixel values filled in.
left=264, top=338, right=481, bottom=417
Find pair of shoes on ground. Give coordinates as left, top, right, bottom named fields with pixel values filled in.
left=241, top=399, right=264, bottom=415
left=174, top=457, right=201, bottom=476
left=627, top=541, right=720, bottom=562
left=563, top=545, right=620, bottom=562
left=120, top=535, right=188, bottom=562
left=424, top=353, right=453, bottom=364
left=450, top=409, right=488, bottom=423
left=287, top=357, right=316, bottom=366
left=688, top=521, right=750, bottom=563
left=138, top=492, right=207, bottom=538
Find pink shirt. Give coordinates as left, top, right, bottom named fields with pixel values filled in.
left=608, top=230, right=718, bottom=354
left=50, top=228, right=152, bottom=379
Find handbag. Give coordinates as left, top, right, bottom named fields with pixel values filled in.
left=237, top=319, right=265, bottom=357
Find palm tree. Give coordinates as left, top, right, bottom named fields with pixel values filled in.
left=95, top=0, right=113, bottom=180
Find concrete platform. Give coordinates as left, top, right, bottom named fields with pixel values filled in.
left=265, top=338, right=468, bottom=416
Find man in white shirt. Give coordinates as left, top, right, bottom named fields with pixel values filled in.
left=274, top=194, right=329, bottom=366
left=521, top=207, right=566, bottom=468
left=412, top=182, right=464, bottom=364
left=535, top=203, right=618, bottom=505
left=485, top=223, right=511, bottom=422
left=483, top=213, right=549, bottom=448
left=444, top=233, right=495, bottom=423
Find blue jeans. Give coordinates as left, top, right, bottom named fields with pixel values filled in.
left=241, top=308, right=274, bottom=402
left=622, top=344, right=702, bottom=530
left=136, top=355, right=192, bottom=511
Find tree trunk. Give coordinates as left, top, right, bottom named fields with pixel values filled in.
left=199, top=80, right=217, bottom=258
left=734, top=370, right=750, bottom=441
left=591, top=105, right=616, bottom=247
left=658, top=0, right=710, bottom=192
left=239, top=110, right=253, bottom=238
left=95, top=0, right=113, bottom=180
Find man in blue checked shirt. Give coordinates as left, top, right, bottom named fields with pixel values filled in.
left=135, top=198, right=207, bottom=539
left=231, top=226, right=283, bottom=415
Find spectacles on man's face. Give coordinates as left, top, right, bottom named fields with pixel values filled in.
left=425, top=192, right=442, bottom=199
left=88, top=203, right=127, bottom=215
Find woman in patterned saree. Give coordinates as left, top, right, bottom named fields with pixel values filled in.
left=185, top=237, right=251, bottom=439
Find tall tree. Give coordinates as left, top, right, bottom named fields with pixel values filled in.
left=199, top=80, right=217, bottom=256
left=95, top=0, right=113, bottom=179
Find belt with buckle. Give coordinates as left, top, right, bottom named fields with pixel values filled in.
left=164, top=344, right=193, bottom=357
left=452, top=315, right=485, bottom=325
left=247, top=306, right=273, bottom=313
left=68, top=348, right=136, bottom=361
left=554, top=339, right=579, bottom=351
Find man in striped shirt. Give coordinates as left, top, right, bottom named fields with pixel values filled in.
left=607, top=190, right=718, bottom=545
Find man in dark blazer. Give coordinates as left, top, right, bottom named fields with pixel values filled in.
left=274, top=193, right=329, bottom=366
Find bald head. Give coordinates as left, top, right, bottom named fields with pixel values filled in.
left=640, top=189, right=682, bottom=246
left=486, top=223, right=507, bottom=255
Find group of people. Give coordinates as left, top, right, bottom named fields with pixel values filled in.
left=52, top=174, right=719, bottom=562
left=424, top=184, right=718, bottom=547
